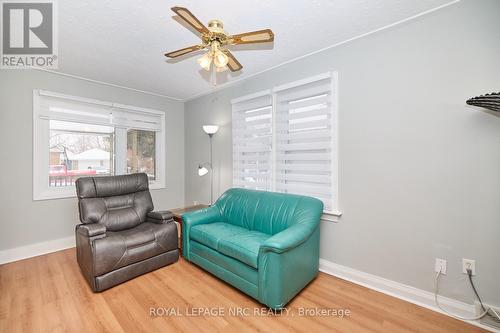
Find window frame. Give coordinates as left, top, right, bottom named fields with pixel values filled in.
left=33, top=90, right=166, bottom=200
left=231, top=72, right=341, bottom=219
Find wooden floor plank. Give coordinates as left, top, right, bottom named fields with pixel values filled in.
left=0, top=248, right=487, bottom=333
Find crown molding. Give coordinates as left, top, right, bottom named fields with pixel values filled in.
left=183, top=0, right=460, bottom=102
left=32, top=68, right=183, bottom=102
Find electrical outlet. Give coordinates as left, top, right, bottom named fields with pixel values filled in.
left=435, top=258, right=447, bottom=275
left=463, top=258, right=476, bottom=275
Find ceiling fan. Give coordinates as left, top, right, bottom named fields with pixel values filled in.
left=165, top=6, right=274, bottom=74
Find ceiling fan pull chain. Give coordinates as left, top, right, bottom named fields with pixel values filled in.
left=211, top=63, right=217, bottom=86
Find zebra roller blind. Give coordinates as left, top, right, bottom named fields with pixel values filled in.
left=232, top=91, right=273, bottom=191
left=274, top=74, right=336, bottom=211
left=231, top=73, right=338, bottom=213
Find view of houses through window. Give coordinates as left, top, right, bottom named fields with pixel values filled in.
left=49, top=121, right=114, bottom=187
left=34, top=90, right=166, bottom=199
left=49, top=122, right=157, bottom=187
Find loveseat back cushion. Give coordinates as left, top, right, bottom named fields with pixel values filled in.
left=76, top=173, right=154, bottom=231
left=215, top=188, right=318, bottom=235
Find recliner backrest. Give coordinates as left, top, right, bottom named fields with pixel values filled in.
left=75, top=173, right=154, bottom=231
left=214, top=188, right=324, bottom=235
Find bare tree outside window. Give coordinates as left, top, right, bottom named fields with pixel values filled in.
left=127, top=129, right=156, bottom=180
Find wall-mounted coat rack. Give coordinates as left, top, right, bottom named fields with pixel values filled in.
left=466, top=92, right=500, bottom=112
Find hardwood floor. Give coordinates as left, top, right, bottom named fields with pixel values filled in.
left=0, top=248, right=485, bottom=333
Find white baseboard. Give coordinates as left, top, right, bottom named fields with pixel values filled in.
left=319, top=258, right=498, bottom=332
left=0, top=236, right=75, bottom=265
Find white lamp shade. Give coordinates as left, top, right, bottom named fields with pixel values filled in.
left=197, top=53, right=212, bottom=71
left=198, top=166, right=209, bottom=176
left=213, top=50, right=229, bottom=68
left=202, top=125, right=219, bottom=135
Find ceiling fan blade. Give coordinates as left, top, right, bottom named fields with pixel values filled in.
left=229, top=29, right=274, bottom=45
left=224, top=50, right=243, bottom=72
left=171, top=7, right=210, bottom=35
left=165, top=45, right=203, bottom=58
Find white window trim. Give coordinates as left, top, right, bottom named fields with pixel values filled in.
left=329, top=71, right=341, bottom=219
left=230, top=89, right=271, bottom=104
left=33, top=90, right=166, bottom=201
left=231, top=72, right=342, bottom=222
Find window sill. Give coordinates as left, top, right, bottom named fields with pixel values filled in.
left=149, top=180, right=166, bottom=190
left=321, top=210, right=342, bottom=223
left=33, top=188, right=76, bottom=201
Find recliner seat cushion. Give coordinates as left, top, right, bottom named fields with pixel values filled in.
left=92, top=222, right=177, bottom=276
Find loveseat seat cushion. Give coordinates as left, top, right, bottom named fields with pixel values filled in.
left=92, top=221, right=177, bottom=276
left=190, top=222, right=248, bottom=251
left=190, top=222, right=270, bottom=268
left=217, top=231, right=269, bottom=269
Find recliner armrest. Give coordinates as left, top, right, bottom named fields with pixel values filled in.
left=76, top=223, right=107, bottom=237
left=147, top=210, right=174, bottom=224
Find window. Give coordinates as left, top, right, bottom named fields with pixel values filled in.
left=232, top=91, right=273, bottom=191
left=49, top=121, right=114, bottom=187
left=33, top=90, right=166, bottom=200
left=231, top=73, right=339, bottom=214
left=127, top=129, right=156, bottom=179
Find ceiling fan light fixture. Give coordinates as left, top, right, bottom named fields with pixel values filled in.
left=197, top=52, right=212, bottom=71
left=213, top=50, right=229, bottom=68
left=165, top=7, right=274, bottom=75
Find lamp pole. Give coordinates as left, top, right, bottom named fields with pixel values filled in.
left=209, top=133, right=214, bottom=205
left=202, top=125, right=218, bottom=205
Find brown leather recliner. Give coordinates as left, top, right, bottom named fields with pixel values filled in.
left=75, top=173, right=178, bottom=292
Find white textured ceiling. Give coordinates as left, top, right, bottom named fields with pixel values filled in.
left=57, top=0, right=455, bottom=100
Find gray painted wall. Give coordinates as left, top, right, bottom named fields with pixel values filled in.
left=185, top=0, right=500, bottom=305
left=0, top=70, right=185, bottom=251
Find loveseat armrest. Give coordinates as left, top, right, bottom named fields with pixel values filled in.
left=258, top=225, right=320, bottom=309
left=260, top=196, right=323, bottom=254
left=182, top=205, right=222, bottom=260
left=259, top=223, right=316, bottom=254
left=76, top=223, right=107, bottom=237
left=147, top=210, right=174, bottom=224
left=182, top=206, right=222, bottom=225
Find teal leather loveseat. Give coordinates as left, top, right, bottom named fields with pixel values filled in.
left=182, top=188, right=323, bottom=309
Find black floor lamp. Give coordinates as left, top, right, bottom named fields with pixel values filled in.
left=198, top=125, right=218, bottom=205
